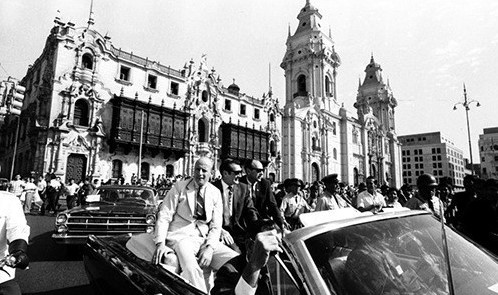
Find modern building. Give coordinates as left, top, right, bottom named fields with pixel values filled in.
left=398, top=132, right=466, bottom=188
left=479, top=127, right=498, bottom=179
left=1, top=1, right=402, bottom=186
left=280, top=1, right=402, bottom=186
left=0, top=13, right=281, bottom=183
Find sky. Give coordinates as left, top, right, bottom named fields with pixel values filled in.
left=1, top=0, right=497, bottom=163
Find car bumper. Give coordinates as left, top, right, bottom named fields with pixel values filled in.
left=52, top=233, right=132, bottom=245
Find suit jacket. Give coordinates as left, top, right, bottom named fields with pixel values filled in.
left=154, top=179, right=222, bottom=248
left=211, top=255, right=272, bottom=295
left=212, top=180, right=259, bottom=237
left=239, top=176, right=284, bottom=229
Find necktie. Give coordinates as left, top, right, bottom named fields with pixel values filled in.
left=224, top=185, right=233, bottom=227
left=194, top=187, right=206, bottom=221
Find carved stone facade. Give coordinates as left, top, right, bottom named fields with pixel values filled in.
left=281, top=1, right=402, bottom=187
left=0, top=15, right=281, bottom=183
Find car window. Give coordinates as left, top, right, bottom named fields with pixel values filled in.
left=305, top=214, right=498, bottom=295
left=269, top=257, right=300, bottom=295
left=98, top=188, right=155, bottom=205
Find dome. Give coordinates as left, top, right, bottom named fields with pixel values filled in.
left=227, top=79, right=240, bottom=95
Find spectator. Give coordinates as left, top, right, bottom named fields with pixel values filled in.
left=66, top=179, right=80, bottom=209
left=9, top=175, right=25, bottom=202
left=78, top=178, right=95, bottom=206
left=36, top=175, right=47, bottom=215
left=446, top=175, right=478, bottom=229
left=22, top=177, right=38, bottom=214
left=308, top=180, right=324, bottom=211
left=356, top=176, right=386, bottom=213
left=279, top=178, right=310, bottom=230
left=315, top=174, right=350, bottom=211
left=405, top=173, right=441, bottom=216
left=45, top=175, right=61, bottom=214
left=386, top=187, right=402, bottom=208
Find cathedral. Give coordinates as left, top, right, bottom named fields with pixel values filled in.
left=0, top=1, right=402, bottom=187
left=280, top=0, right=401, bottom=186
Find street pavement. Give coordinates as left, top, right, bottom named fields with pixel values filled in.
left=16, top=214, right=95, bottom=295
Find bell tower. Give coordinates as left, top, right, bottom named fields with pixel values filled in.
left=280, top=0, right=341, bottom=112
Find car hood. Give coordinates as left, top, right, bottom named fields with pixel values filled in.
left=64, top=203, right=155, bottom=216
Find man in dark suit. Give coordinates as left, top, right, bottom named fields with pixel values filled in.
left=213, top=159, right=259, bottom=254
left=211, top=221, right=281, bottom=295
left=239, top=160, right=287, bottom=231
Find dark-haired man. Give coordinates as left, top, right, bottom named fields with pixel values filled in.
left=213, top=159, right=259, bottom=254
left=315, top=174, right=350, bottom=211
left=239, top=160, right=286, bottom=231
left=356, top=176, right=386, bottom=213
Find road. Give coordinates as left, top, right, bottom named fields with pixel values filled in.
left=16, top=214, right=95, bottom=295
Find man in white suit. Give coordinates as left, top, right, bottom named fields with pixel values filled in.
left=153, top=157, right=237, bottom=292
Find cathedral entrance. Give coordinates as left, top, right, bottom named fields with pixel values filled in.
left=66, top=154, right=87, bottom=183
left=311, top=163, right=320, bottom=182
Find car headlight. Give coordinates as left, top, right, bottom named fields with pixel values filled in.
left=56, top=214, right=68, bottom=224
left=145, top=214, right=156, bottom=224
left=56, top=224, right=68, bottom=233
left=146, top=226, right=154, bottom=233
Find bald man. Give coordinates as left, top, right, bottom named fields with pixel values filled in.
left=153, top=157, right=237, bottom=292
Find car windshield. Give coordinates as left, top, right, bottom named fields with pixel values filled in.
left=305, top=214, right=498, bottom=295
left=95, top=187, right=155, bottom=206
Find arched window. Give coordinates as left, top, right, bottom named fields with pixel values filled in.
left=74, top=99, right=90, bottom=126
left=333, top=148, right=337, bottom=160
left=325, top=76, right=331, bottom=95
left=166, top=164, right=174, bottom=178
left=82, top=53, right=94, bottom=70
left=112, top=160, right=123, bottom=179
left=201, top=90, right=208, bottom=102
left=141, top=162, right=150, bottom=180
left=270, top=141, right=276, bottom=157
left=198, top=119, right=207, bottom=143
left=269, top=113, right=275, bottom=122
left=297, top=74, right=307, bottom=95
left=312, top=137, right=317, bottom=150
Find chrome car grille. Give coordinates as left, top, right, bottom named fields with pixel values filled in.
left=67, top=215, right=148, bottom=234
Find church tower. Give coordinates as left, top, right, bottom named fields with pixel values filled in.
left=280, top=0, right=342, bottom=182
left=354, top=55, right=402, bottom=187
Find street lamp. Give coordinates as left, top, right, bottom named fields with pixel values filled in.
left=453, top=83, right=480, bottom=175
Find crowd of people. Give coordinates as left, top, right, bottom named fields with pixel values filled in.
left=2, top=159, right=498, bottom=294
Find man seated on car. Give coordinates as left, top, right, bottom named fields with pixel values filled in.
left=153, top=157, right=238, bottom=293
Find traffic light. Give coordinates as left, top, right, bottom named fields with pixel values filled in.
left=7, top=80, right=25, bottom=116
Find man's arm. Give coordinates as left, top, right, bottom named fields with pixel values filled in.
left=6, top=195, right=30, bottom=269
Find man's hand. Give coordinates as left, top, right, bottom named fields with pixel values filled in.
left=221, top=229, right=234, bottom=246
left=248, top=230, right=282, bottom=271
left=153, top=242, right=167, bottom=265
left=198, top=244, right=214, bottom=268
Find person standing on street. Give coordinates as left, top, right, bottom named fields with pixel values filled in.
left=22, top=177, right=38, bottom=214
left=0, top=190, right=30, bottom=295
left=9, top=175, right=25, bottom=203
left=46, top=175, right=61, bottom=214
left=239, top=160, right=286, bottom=231
left=66, top=179, right=80, bottom=209
left=37, top=175, right=47, bottom=215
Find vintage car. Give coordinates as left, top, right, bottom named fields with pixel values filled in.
left=0, top=178, right=9, bottom=191
left=52, top=185, right=158, bottom=244
left=83, top=208, right=498, bottom=294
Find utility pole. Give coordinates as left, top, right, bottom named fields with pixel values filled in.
left=137, top=109, right=144, bottom=181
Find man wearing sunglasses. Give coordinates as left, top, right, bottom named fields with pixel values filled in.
left=213, top=159, right=259, bottom=254
left=240, top=160, right=286, bottom=231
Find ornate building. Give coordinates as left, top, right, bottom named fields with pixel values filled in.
left=0, top=13, right=282, bottom=183
left=281, top=1, right=402, bottom=186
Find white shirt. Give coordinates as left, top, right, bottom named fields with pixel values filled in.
left=37, top=179, right=46, bottom=192
left=0, top=191, right=30, bottom=283
left=356, top=190, right=386, bottom=209
left=9, top=180, right=25, bottom=195
left=66, top=183, right=80, bottom=196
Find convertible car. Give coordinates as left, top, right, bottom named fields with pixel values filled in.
left=52, top=185, right=158, bottom=244
left=83, top=209, right=498, bottom=294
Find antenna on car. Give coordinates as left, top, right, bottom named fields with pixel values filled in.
left=439, top=199, right=455, bottom=295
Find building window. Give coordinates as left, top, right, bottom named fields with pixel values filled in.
left=198, top=119, right=207, bottom=143
left=240, top=104, right=246, bottom=116
left=438, top=163, right=442, bottom=168
left=82, top=53, right=94, bottom=70
left=332, top=122, right=336, bottom=135
left=406, top=150, right=410, bottom=156
left=254, top=108, right=260, bottom=120
left=494, top=156, right=498, bottom=161
left=437, top=148, right=441, bottom=153
left=420, top=164, right=424, bottom=169
left=402, top=150, right=406, bottom=156
left=120, top=66, right=130, bottom=81
left=297, top=74, right=307, bottom=95
left=270, top=141, right=276, bottom=157
left=325, top=76, right=331, bottom=96
left=224, top=99, right=231, bottom=111
left=147, top=74, right=157, bottom=89
left=269, top=113, right=275, bottom=122
left=171, top=81, right=179, bottom=95
left=333, top=148, right=337, bottom=160
left=73, top=99, right=90, bottom=126
left=482, top=157, right=485, bottom=162
left=140, top=162, right=150, bottom=180
left=202, top=90, right=208, bottom=102
left=112, top=160, right=123, bottom=179
left=414, top=150, right=418, bottom=155
left=166, top=164, right=174, bottom=178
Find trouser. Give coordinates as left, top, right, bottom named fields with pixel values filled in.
left=46, top=192, right=59, bottom=212
left=39, top=192, right=47, bottom=215
left=172, top=237, right=237, bottom=293
left=0, top=279, right=21, bottom=295
left=23, top=192, right=35, bottom=213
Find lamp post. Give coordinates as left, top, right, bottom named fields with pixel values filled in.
left=453, top=84, right=480, bottom=175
